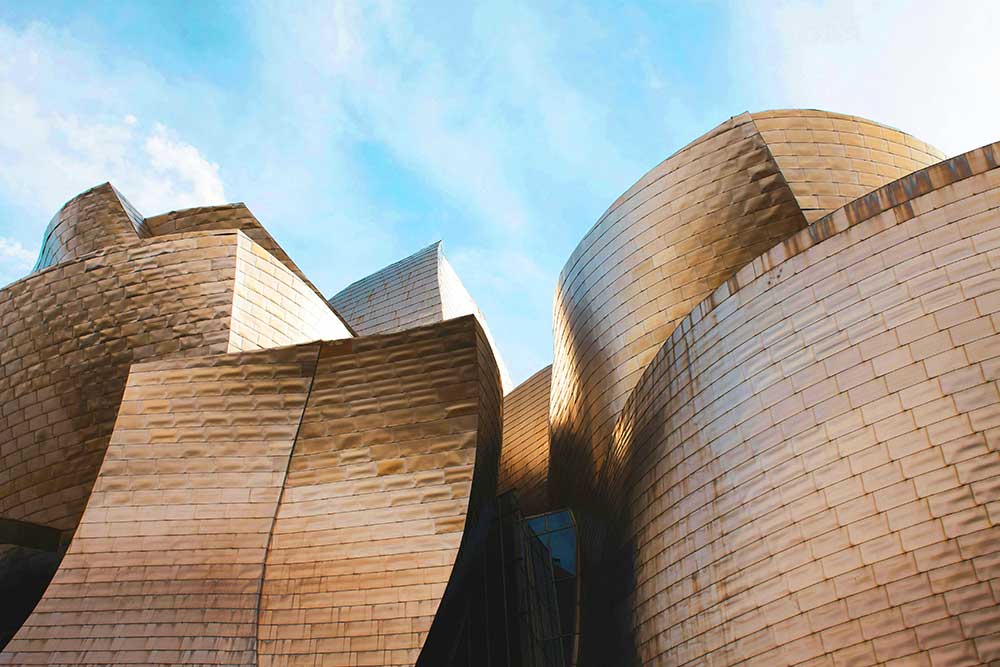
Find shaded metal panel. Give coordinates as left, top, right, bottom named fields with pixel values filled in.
left=0, top=343, right=322, bottom=666
left=258, top=316, right=502, bottom=666
left=550, top=109, right=945, bottom=513
left=330, top=242, right=512, bottom=392
left=32, top=183, right=143, bottom=272
left=144, top=204, right=352, bottom=332
left=500, top=365, right=553, bottom=514
left=1, top=186, right=352, bottom=538
left=329, top=241, right=444, bottom=335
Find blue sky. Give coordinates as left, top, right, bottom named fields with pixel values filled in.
left=1, top=1, right=998, bottom=385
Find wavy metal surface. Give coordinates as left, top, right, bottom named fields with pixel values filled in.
left=593, top=142, right=1000, bottom=665
left=498, top=365, right=552, bottom=514
left=259, top=316, right=502, bottom=666
left=144, top=204, right=350, bottom=330
left=32, top=183, right=149, bottom=272
left=0, top=185, right=351, bottom=536
left=550, top=110, right=944, bottom=509
left=0, top=316, right=501, bottom=666
left=330, top=242, right=512, bottom=392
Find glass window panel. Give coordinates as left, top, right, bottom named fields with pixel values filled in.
left=548, top=528, right=576, bottom=574
left=527, top=517, right=547, bottom=535
left=546, top=511, right=572, bottom=531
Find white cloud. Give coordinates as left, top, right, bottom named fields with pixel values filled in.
left=733, top=0, right=1000, bottom=156
left=0, top=22, right=226, bottom=222
left=142, top=123, right=226, bottom=211
left=0, top=235, right=38, bottom=288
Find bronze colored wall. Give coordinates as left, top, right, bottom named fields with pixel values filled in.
left=498, top=365, right=552, bottom=514
left=32, top=183, right=149, bottom=272
left=0, top=316, right=502, bottom=666
left=549, top=110, right=943, bottom=508
left=0, top=344, right=321, bottom=666
left=330, top=242, right=443, bottom=336
left=144, top=203, right=342, bottom=318
left=0, top=188, right=351, bottom=537
left=753, top=110, right=945, bottom=223
left=258, top=317, right=502, bottom=666
left=596, top=143, right=1000, bottom=665
left=330, top=242, right=512, bottom=392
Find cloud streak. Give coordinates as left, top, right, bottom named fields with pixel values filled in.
left=0, top=22, right=226, bottom=220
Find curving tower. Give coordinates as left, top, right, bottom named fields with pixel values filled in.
left=550, top=110, right=946, bottom=510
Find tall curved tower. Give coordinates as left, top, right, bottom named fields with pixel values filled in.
left=549, top=110, right=945, bottom=509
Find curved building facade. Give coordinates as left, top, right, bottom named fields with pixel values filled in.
left=2, top=109, right=999, bottom=666
left=588, top=141, right=1000, bottom=665
left=550, top=110, right=945, bottom=508
left=0, top=316, right=503, bottom=666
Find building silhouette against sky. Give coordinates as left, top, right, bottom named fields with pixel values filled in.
left=1, top=109, right=999, bottom=666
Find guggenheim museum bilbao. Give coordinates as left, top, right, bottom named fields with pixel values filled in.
left=0, top=109, right=998, bottom=667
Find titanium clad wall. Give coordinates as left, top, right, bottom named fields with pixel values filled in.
left=229, top=233, right=352, bottom=351
left=0, top=232, right=239, bottom=532
left=258, top=316, right=502, bottom=666
left=2, top=316, right=502, bottom=666
left=753, top=110, right=946, bottom=223
left=0, top=344, right=321, bottom=666
left=550, top=110, right=944, bottom=509
left=499, top=365, right=552, bottom=514
left=144, top=204, right=348, bottom=326
left=331, top=242, right=512, bottom=392
left=599, top=143, right=1000, bottom=665
left=550, top=113, right=809, bottom=506
left=32, top=183, right=149, bottom=272
left=0, top=225, right=349, bottom=535
left=329, top=242, right=443, bottom=336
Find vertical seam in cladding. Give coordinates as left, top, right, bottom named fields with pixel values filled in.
left=251, top=342, right=323, bottom=666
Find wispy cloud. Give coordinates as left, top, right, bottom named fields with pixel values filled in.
left=249, top=2, right=663, bottom=380
left=0, top=22, right=226, bottom=219
left=732, top=0, right=1000, bottom=156
left=0, top=235, right=37, bottom=287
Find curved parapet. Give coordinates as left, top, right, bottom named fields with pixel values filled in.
left=594, top=142, right=1000, bottom=664
left=498, top=365, right=552, bottom=514
left=550, top=109, right=944, bottom=508
left=752, top=110, right=946, bottom=223
left=32, top=183, right=149, bottom=272
left=0, top=316, right=502, bottom=666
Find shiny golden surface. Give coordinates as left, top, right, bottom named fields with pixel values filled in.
left=0, top=316, right=502, bottom=666
left=32, top=183, right=148, bottom=271
left=2, top=110, right=997, bottom=666
left=258, top=317, right=501, bottom=666
left=498, top=365, right=552, bottom=514
left=753, top=110, right=946, bottom=223
left=0, top=188, right=350, bottom=536
left=549, top=111, right=944, bottom=509
left=599, top=143, right=1000, bottom=665
left=330, top=242, right=513, bottom=392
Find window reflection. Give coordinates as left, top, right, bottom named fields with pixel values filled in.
left=524, top=509, right=578, bottom=667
